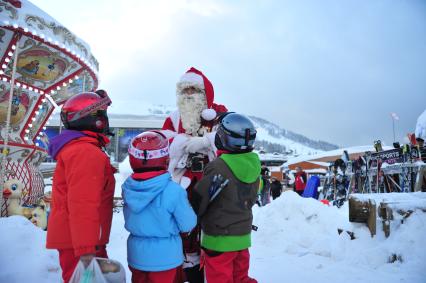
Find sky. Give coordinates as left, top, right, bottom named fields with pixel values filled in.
left=30, top=0, right=426, bottom=147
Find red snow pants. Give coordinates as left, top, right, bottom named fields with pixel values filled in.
left=203, top=249, right=257, bottom=283
left=58, top=246, right=108, bottom=283
left=129, top=266, right=177, bottom=283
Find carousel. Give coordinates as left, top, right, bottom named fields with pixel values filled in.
left=0, top=0, right=99, bottom=227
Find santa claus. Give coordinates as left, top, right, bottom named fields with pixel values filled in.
left=162, top=67, right=227, bottom=282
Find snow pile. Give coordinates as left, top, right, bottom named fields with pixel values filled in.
left=0, top=216, right=61, bottom=282
left=250, top=191, right=426, bottom=283
left=1, top=172, right=425, bottom=282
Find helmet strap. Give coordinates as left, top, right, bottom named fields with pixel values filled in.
left=143, top=150, right=148, bottom=164
left=244, top=128, right=250, bottom=147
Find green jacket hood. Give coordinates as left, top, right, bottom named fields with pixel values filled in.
left=220, top=152, right=261, bottom=183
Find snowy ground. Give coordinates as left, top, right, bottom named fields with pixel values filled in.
left=1, top=162, right=426, bottom=282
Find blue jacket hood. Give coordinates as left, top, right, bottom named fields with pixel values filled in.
left=122, top=173, right=171, bottom=213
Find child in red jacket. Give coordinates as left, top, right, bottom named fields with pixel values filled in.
left=46, top=91, right=115, bottom=283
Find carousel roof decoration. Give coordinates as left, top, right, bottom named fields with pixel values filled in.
left=0, top=0, right=100, bottom=214
left=0, top=0, right=99, bottom=145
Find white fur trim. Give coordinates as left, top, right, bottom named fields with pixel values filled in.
left=160, top=129, right=177, bottom=139
left=206, top=131, right=217, bottom=161
left=179, top=72, right=204, bottom=87
left=170, top=110, right=181, bottom=133
left=169, top=134, right=189, bottom=158
left=183, top=252, right=200, bottom=268
left=201, top=108, right=217, bottom=121
left=180, top=176, right=191, bottom=189
left=176, top=73, right=205, bottom=95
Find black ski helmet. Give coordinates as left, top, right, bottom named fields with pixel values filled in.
left=215, top=113, right=257, bottom=153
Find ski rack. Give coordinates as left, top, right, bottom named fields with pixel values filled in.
left=320, top=146, right=426, bottom=207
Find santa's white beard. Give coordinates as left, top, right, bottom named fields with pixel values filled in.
left=177, top=91, right=207, bottom=136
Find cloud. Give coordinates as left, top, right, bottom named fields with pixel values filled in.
left=30, top=0, right=426, bottom=146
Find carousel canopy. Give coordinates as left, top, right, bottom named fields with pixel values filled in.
left=0, top=0, right=99, bottom=145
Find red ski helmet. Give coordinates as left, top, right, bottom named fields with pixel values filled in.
left=61, top=90, right=112, bottom=134
left=128, top=131, right=169, bottom=172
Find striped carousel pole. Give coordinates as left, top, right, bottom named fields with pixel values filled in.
left=0, top=44, right=19, bottom=216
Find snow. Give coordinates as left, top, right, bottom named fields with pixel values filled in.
left=415, top=109, right=426, bottom=141
left=255, top=126, right=320, bottom=155
left=0, top=216, right=61, bottom=282
left=351, top=192, right=426, bottom=212
left=1, top=167, right=425, bottom=282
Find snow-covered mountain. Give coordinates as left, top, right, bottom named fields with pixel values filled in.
left=109, top=104, right=338, bottom=155
left=249, top=116, right=338, bottom=155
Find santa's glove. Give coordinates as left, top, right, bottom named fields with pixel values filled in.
left=183, top=136, right=211, bottom=153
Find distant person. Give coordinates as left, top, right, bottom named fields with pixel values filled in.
left=270, top=177, right=283, bottom=200
left=260, top=163, right=271, bottom=205
left=294, top=166, right=307, bottom=196
left=122, top=131, right=197, bottom=282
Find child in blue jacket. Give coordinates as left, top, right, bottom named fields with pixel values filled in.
left=122, top=131, right=196, bottom=283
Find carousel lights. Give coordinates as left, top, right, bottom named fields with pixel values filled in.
left=38, top=105, right=43, bottom=109
left=25, top=129, right=30, bottom=134
left=2, top=77, right=7, bottom=82
left=7, top=51, right=13, bottom=56
left=11, top=45, right=16, bottom=50
left=29, top=87, right=33, bottom=91
left=74, top=75, right=79, bottom=80
left=0, top=71, right=3, bottom=75
left=28, top=124, right=33, bottom=128
left=16, top=82, right=21, bottom=87
left=62, top=82, right=67, bottom=87
left=43, top=126, right=47, bottom=130
left=35, top=111, right=40, bottom=115
left=31, top=117, right=36, bottom=121
left=24, top=136, right=29, bottom=141
left=34, top=89, right=39, bottom=93
left=42, top=98, right=46, bottom=103
left=12, top=23, right=18, bottom=29
left=5, top=58, right=10, bottom=63
left=22, top=84, right=27, bottom=89
left=56, top=86, right=61, bottom=90
left=36, top=143, right=40, bottom=147
left=69, top=79, right=73, bottom=83
left=2, top=64, right=7, bottom=69
left=24, top=27, right=29, bottom=33
left=40, top=91, right=44, bottom=95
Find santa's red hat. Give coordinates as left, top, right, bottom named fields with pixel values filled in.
left=177, top=67, right=214, bottom=109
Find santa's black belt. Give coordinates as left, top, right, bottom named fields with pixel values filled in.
left=186, top=153, right=209, bottom=173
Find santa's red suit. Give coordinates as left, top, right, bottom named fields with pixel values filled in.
left=161, top=67, right=227, bottom=282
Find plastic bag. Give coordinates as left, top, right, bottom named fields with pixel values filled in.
left=70, top=257, right=126, bottom=283
left=70, top=258, right=107, bottom=283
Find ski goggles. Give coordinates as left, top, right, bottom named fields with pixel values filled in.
left=67, top=91, right=112, bottom=122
